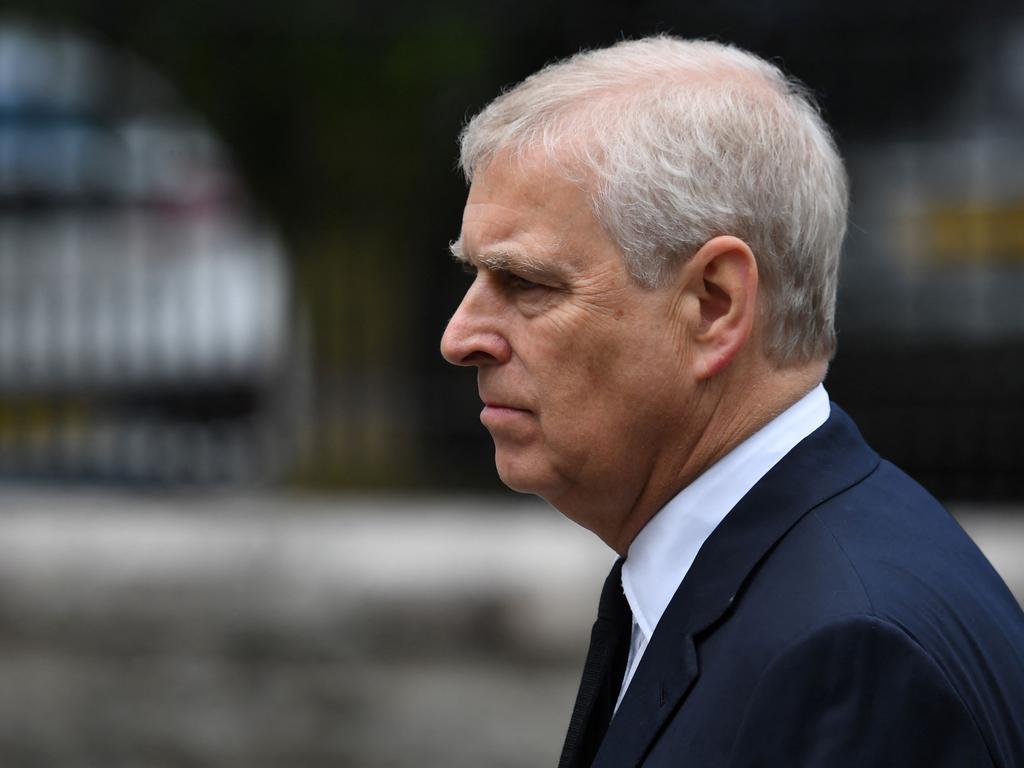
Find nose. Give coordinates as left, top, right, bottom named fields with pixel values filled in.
left=440, top=283, right=511, bottom=367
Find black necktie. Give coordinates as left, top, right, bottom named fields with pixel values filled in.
left=558, top=558, right=632, bottom=768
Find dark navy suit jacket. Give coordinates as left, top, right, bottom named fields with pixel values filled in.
left=587, top=405, right=1024, bottom=767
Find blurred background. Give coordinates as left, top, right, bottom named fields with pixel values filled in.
left=0, top=1, right=1021, bottom=766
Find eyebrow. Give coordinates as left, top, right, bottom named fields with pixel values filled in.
left=448, top=237, right=568, bottom=283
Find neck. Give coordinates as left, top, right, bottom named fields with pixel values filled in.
left=599, top=358, right=827, bottom=555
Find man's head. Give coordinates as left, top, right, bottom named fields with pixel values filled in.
left=441, top=37, right=848, bottom=551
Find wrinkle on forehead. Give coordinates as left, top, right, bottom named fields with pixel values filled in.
left=475, top=145, right=594, bottom=207
left=452, top=143, right=642, bottom=289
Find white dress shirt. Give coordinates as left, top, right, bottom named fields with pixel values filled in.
left=613, top=384, right=831, bottom=712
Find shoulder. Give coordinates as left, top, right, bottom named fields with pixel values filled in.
left=725, top=613, right=995, bottom=768
left=749, top=458, right=1023, bottom=672
left=804, top=459, right=1019, bottom=629
left=761, top=457, right=1012, bottom=619
left=721, top=459, right=1024, bottom=767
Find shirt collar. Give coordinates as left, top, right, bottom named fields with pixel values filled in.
left=621, top=384, right=831, bottom=641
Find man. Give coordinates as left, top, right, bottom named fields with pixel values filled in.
left=440, top=37, right=1024, bottom=767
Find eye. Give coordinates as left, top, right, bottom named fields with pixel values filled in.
left=460, top=262, right=478, bottom=279
left=506, top=273, right=542, bottom=291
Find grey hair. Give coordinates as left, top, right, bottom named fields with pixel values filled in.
left=458, top=36, right=848, bottom=365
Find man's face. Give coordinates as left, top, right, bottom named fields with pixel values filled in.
left=441, top=154, right=696, bottom=525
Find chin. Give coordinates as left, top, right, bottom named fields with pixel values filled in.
left=495, top=462, right=538, bottom=494
left=494, top=449, right=554, bottom=497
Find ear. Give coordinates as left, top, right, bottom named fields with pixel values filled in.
left=683, top=235, right=759, bottom=380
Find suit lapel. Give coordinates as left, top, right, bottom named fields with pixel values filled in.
left=592, top=405, right=880, bottom=768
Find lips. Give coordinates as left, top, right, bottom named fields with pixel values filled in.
left=483, top=400, right=530, bottom=412
left=479, top=387, right=531, bottom=412
left=479, top=400, right=533, bottom=430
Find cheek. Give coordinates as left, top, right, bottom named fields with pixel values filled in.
left=522, top=306, right=657, bottom=421
left=532, top=333, right=617, bottom=409
left=577, top=324, right=654, bottom=398
left=542, top=311, right=630, bottom=376
left=575, top=335, right=679, bottom=434
left=538, top=342, right=636, bottom=439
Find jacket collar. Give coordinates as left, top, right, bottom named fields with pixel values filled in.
left=593, top=404, right=880, bottom=768
left=621, top=384, right=830, bottom=644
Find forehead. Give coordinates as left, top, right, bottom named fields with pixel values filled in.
left=457, top=152, right=612, bottom=272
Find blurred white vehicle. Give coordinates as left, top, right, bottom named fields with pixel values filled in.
left=0, top=22, right=308, bottom=482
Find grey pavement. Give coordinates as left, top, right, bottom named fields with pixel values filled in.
left=0, top=491, right=1019, bottom=768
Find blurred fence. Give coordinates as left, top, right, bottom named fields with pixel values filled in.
left=0, top=16, right=1021, bottom=498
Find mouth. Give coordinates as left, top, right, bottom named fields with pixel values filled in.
left=480, top=401, right=533, bottom=429
left=483, top=400, right=530, bottom=412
